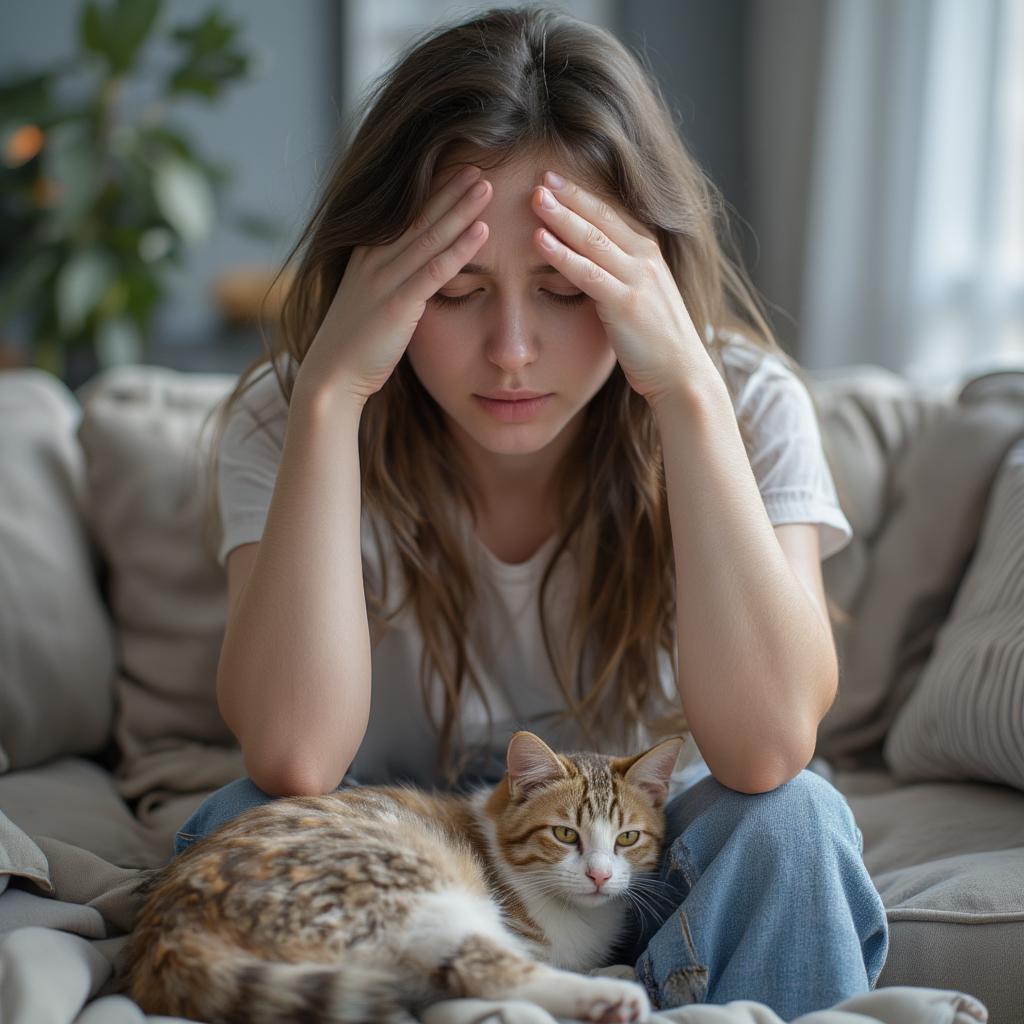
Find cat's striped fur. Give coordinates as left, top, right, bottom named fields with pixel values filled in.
left=120, top=731, right=685, bottom=1023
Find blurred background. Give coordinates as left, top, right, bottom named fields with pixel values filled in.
left=0, top=0, right=1021, bottom=391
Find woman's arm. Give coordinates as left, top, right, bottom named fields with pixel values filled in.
left=216, top=385, right=372, bottom=796
left=651, top=374, right=839, bottom=794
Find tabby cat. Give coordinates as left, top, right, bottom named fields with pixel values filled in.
left=120, top=730, right=685, bottom=1024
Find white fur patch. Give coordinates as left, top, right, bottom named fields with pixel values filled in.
left=401, top=888, right=529, bottom=966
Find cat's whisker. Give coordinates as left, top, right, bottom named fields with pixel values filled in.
left=627, top=874, right=678, bottom=898
left=619, top=886, right=657, bottom=920
left=625, top=879, right=676, bottom=915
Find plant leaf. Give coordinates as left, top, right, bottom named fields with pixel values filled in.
left=55, top=248, right=115, bottom=335
left=152, top=155, right=214, bottom=244
left=79, top=0, right=162, bottom=75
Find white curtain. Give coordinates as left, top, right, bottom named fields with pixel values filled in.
left=798, top=0, right=1024, bottom=385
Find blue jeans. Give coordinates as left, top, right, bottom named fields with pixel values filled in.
left=175, top=767, right=888, bottom=1021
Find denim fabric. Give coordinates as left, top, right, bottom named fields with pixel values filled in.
left=173, top=773, right=362, bottom=856
left=624, top=768, right=889, bottom=1020
left=173, top=766, right=888, bottom=1021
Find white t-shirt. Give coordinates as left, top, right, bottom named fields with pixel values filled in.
left=214, top=331, right=852, bottom=797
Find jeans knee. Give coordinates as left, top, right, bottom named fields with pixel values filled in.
left=668, top=768, right=860, bottom=863
left=767, top=768, right=860, bottom=840
left=173, top=776, right=276, bottom=857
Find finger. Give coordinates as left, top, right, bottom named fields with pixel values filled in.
left=389, top=175, right=492, bottom=294
left=382, top=163, right=480, bottom=272
left=543, top=171, right=659, bottom=250
left=532, top=184, right=632, bottom=281
left=404, top=212, right=490, bottom=304
left=534, top=223, right=625, bottom=306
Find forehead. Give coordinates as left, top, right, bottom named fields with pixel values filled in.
left=432, top=149, right=585, bottom=276
left=536, top=753, right=622, bottom=820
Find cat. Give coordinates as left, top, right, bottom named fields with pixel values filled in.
left=119, top=730, right=685, bottom=1024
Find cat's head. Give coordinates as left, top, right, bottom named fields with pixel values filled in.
left=483, top=730, right=686, bottom=907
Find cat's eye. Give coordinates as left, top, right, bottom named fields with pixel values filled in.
left=552, top=825, right=579, bottom=844
left=616, top=830, right=640, bottom=847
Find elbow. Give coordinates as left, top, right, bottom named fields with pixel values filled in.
left=709, top=725, right=820, bottom=795
left=246, top=756, right=345, bottom=798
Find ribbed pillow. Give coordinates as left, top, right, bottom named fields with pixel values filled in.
left=884, top=436, right=1024, bottom=789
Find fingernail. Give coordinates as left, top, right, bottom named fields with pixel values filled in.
left=469, top=180, right=488, bottom=198
left=545, top=171, right=565, bottom=190
left=539, top=187, right=557, bottom=209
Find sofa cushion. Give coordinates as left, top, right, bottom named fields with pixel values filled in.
left=0, top=757, right=167, bottom=871
left=834, top=767, right=1024, bottom=1023
left=0, top=369, right=116, bottom=773
left=74, top=366, right=245, bottom=824
left=810, top=368, right=1024, bottom=770
left=884, top=436, right=1024, bottom=790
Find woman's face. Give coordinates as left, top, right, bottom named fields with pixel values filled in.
left=405, top=156, right=619, bottom=465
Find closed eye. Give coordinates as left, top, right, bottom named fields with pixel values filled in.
left=430, top=290, right=587, bottom=309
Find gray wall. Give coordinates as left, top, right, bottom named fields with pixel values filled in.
left=1, top=0, right=339, bottom=354
left=616, top=0, right=751, bottom=239
left=2, top=0, right=770, bottom=362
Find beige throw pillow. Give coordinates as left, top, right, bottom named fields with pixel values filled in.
left=884, top=437, right=1024, bottom=790
left=812, top=371, right=1024, bottom=770
left=0, top=370, right=116, bottom=773
left=74, top=366, right=244, bottom=818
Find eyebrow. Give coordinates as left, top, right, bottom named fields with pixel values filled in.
left=457, top=263, right=560, bottom=276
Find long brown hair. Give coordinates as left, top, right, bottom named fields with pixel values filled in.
left=200, top=3, right=852, bottom=785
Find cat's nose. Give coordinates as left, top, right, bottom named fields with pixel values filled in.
left=586, top=865, right=612, bottom=889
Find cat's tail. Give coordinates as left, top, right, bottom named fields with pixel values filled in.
left=214, top=953, right=423, bottom=1024
left=127, top=936, right=426, bottom=1024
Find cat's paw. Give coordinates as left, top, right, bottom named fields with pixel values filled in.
left=573, top=977, right=650, bottom=1023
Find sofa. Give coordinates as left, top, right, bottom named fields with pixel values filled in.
left=1, top=356, right=1021, bottom=1024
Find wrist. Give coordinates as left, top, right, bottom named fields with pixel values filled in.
left=289, top=385, right=366, bottom=445
left=646, top=368, right=730, bottom=423
left=292, top=371, right=368, bottom=424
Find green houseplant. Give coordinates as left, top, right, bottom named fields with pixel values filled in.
left=0, top=0, right=281, bottom=387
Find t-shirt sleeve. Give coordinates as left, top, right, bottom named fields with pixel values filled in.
left=215, top=371, right=288, bottom=568
left=732, top=351, right=853, bottom=562
left=213, top=369, right=386, bottom=608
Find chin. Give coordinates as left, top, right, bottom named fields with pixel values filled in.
left=573, top=889, right=616, bottom=906
left=463, top=417, right=560, bottom=453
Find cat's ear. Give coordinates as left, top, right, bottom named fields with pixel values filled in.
left=614, top=736, right=686, bottom=806
left=506, top=731, right=568, bottom=799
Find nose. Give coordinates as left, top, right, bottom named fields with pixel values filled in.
left=586, top=865, right=612, bottom=889
left=485, top=304, right=537, bottom=371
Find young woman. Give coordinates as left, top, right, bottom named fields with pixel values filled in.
left=182, top=5, right=888, bottom=1017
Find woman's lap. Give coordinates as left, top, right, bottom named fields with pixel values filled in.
left=173, top=765, right=888, bottom=1018
left=173, top=773, right=362, bottom=856
left=622, top=767, right=889, bottom=1018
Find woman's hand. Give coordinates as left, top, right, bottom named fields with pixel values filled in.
left=529, top=170, right=717, bottom=409
left=294, top=164, right=493, bottom=409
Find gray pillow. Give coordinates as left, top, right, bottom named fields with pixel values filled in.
left=884, top=437, right=1024, bottom=790
left=0, top=370, right=116, bottom=772
left=74, top=365, right=243, bottom=822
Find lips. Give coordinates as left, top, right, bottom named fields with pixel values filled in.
left=478, top=391, right=549, bottom=401
left=474, top=393, right=553, bottom=422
